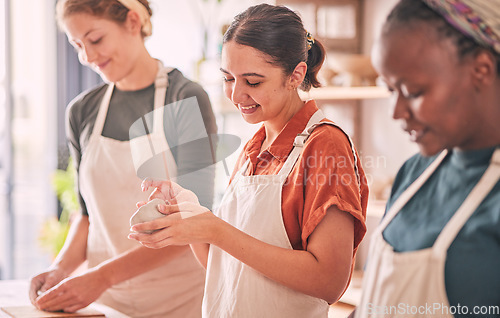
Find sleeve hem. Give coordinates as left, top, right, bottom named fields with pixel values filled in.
left=301, top=196, right=367, bottom=251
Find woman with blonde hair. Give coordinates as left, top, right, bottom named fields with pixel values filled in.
left=29, top=0, right=216, bottom=316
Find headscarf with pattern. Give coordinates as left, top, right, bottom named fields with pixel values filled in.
left=421, top=0, right=500, bottom=54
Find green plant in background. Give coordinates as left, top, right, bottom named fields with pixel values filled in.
left=38, top=157, right=79, bottom=257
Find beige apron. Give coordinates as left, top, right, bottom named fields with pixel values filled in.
left=203, top=110, right=360, bottom=318
left=79, top=62, right=205, bottom=318
left=355, top=148, right=500, bottom=318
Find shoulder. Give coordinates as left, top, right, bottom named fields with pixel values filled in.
left=167, top=69, right=209, bottom=100
left=66, top=83, right=108, bottom=120
left=303, top=122, right=355, bottom=158
left=394, top=152, right=437, bottom=187
left=165, top=69, right=216, bottom=132
left=388, top=152, right=440, bottom=205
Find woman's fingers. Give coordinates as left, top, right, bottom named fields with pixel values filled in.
left=136, top=201, right=147, bottom=208
left=129, top=212, right=179, bottom=234
left=141, top=178, right=173, bottom=193
left=35, top=286, right=72, bottom=311
left=140, top=236, right=177, bottom=249
left=129, top=221, right=179, bottom=248
left=29, top=278, right=43, bottom=305
left=142, top=179, right=178, bottom=204
left=147, top=187, right=164, bottom=201
left=176, top=202, right=210, bottom=218
left=157, top=203, right=179, bottom=214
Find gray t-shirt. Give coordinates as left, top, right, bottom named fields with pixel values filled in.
left=66, top=68, right=217, bottom=214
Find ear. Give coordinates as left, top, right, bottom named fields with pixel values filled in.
left=287, top=61, right=307, bottom=90
left=471, top=50, right=497, bottom=88
left=125, top=10, right=143, bottom=36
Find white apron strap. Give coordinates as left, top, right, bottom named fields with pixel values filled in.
left=278, top=109, right=361, bottom=195
left=232, top=110, right=325, bottom=183
left=93, top=61, right=172, bottom=138
left=375, top=150, right=449, bottom=234
left=92, top=84, right=115, bottom=137
left=233, top=158, right=251, bottom=181
left=277, top=110, right=325, bottom=177
left=433, top=148, right=500, bottom=255
left=152, top=63, right=173, bottom=135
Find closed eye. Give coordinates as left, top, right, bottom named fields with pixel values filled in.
left=89, top=38, right=102, bottom=45
left=247, top=81, right=260, bottom=87
left=405, top=92, right=422, bottom=99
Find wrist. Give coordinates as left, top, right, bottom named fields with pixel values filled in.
left=91, top=264, right=115, bottom=289
left=49, top=260, right=75, bottom=278
left=209, top=216, right=228, bottom=246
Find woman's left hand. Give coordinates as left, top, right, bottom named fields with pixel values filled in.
left=128, top=203, right=219, bottom=248
left=34, top=269, right=110, bottom=313
left=139, top=178, right=200, bottom=206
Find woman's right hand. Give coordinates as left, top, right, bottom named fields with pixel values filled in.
left=129, top=204, right=215, bottom=248
left=28, top=267, right=67, bottom=306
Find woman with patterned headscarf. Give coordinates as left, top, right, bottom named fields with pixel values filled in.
left=354, top=0, right=500, bottom=317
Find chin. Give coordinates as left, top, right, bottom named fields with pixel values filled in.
left=92, top=69, right=111, bottom=83
left=417, top=143, right=446, bottom=157
left=241, top=115, right=262, bottom=125
left=96, top=68, right=122, bottom=84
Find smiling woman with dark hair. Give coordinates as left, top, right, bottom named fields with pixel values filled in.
left=129, top=4, right=369, bottom=318
left=354, top=1, right=500, bottom=317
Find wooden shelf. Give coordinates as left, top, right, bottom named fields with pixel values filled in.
left=299, top=86, right=391, bottom=101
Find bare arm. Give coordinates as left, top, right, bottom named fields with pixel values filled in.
left=29, top=214, right=89, bottom=304
left=213, top=206, right=354, bottom=303
left=94, top=244, right=190, bottom=287
left=52, top=214, right=89, bottom=274
left=34, top=218, right=192, bottom=312
left=49, top=215, right=188, bottom=283
left=131, top=205, right=354, bottom=303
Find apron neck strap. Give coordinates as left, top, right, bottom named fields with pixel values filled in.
left=277, top=109, right=361, bottom=195
left=152, top=60, right=171, bottom=134
left=93, top=60, right=171, bottom=137
left=235, top=110, right=325, bottom=179
left=277, top=110, right=325, bottom=178
left=376, top=150, right=449, bottom=235
left=433, top=147, right=500, bottom=254
left=93, top=83, right=115, bottom=136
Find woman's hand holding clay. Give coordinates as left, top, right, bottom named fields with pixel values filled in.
left=129, top=179, right=212, bottom=245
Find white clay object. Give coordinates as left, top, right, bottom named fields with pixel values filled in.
left=130, top=198, right=166, bottom=234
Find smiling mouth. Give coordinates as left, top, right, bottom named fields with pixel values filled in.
left=238, top=104, right=261, bottom=114
left=409, top=129, right=427, bottom=142
left=240, top=104, right=259, bottom=110
left=97, top=60, right=110, bottom=69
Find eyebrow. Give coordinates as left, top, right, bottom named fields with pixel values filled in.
left=219, top=68, right=265, bottom=78
left=70, top=29, right=98, bottom=45
left=84, top=30, right=93, bottom=38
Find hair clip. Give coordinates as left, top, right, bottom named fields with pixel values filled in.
left=306, top=31, right=315, bottom=50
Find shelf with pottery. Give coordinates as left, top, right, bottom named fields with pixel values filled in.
left=299, top=85, right=390, bottom=101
